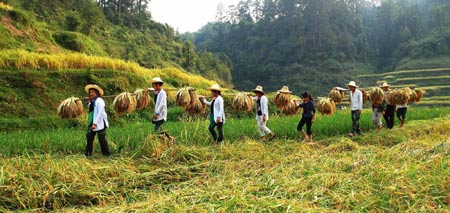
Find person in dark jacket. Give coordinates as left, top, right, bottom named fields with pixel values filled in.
left=295, top=92, right=316, bottom=143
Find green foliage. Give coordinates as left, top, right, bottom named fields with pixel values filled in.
left=53, top=31, right=105, bottom=55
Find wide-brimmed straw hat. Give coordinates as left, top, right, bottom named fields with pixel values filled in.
left=85, top=84, right=104, bottom=96
left=208, top=84, right=222, bottom=92
left=348, top=81, right=358, bottom=88
left=381, top=82, right=390, bottom=88
left=151, top=77, right=164, bottom=84
left=253, top=85, right=265, bottom=94
left=277, top=86, right=292, bottom=94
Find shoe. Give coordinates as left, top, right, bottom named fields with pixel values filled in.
left=269, top=134, right=276, bottom=141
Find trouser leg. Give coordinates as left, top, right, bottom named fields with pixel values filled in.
left=306, top=117, right=312, bottom=135
left=97, top=129, right=110, bottom=156
left=217, top=122, right=224, bottom=143
left=352, top=111, right=361, bottom=135
left=86, top=130, right=96, bottom=156
left=209, top=122, right=217, bottom=142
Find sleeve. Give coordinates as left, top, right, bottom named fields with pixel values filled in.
left=262, top=97, right=269, bottom=116
left=218, top=97, right=224, bottom=118
left=155, top=91, right=167, bottom=115
left=93, top=99, right=105, bottom=126
left=312, top=102, right=316, bottom=113
left=203, top=99, right=212, bottom=106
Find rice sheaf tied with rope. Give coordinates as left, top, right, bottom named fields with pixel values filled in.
left=134, top=89, right=150, bottom=110
left=186, top=90, right=206, bottom=115
left=175, top=87, right=192, bottom=107
left=281, top=99, right=300, bottom=115
left=274, top=92, right=291, bottom=110
left=317, top=98, right=336, bottom=116
left=113, top=92, right=137, bottom=115
left=369, top=87, right=385, bottom=105
left=233, top=92, right=254, bottom=112
left=57, top=97, right=83, bottom=119
left=328, top=89, right=345, bottom=103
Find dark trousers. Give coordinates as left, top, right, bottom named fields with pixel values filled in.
left=297, top=117, right=313, bottom=135
left=209, top=122, right=224, bottom=143
left=86, top=128, right=110, bottom=156
left=351, top=110, right=361, bottom=135
left=153, top=119, right=172, bottom=138
left=384, top=105, right=395, bottom=129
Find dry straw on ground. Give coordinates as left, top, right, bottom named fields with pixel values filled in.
left=274, top=93, right=291, bottom=109
left=281, top=99, right=300, bottom=115
left=369, top=87, right=384, bottom=105
left=134, top=89, right=150, bottom=110
left=328, top=89, right=345, bottom=103
left=57, top=97, right=83, bottom=119
left=112, top=92, right=137, bottom=115
left=233, top=92, right=254, bottom=112
left=317, top=98, right=336, bottom=115
left=175, top=87, right=192, bottom=107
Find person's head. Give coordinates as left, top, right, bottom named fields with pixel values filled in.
left=348, top=81, right=358, bottom=92
left=151, top=77, right=164, bottom=91
left=89, top=89, right=100, bottom=98
left=255, top=91, right=263, bottom=98
left=381, top=82, right=390, bottom=91
left=253, top=85, right=265, bottom=98
left=302, top=92, right=312, bottom=102
left=211, top=89, right=221, bottom=97
left=208, top=84, right=222, bottom=97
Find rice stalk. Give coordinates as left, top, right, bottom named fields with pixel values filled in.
left=57, top=97, right=83, bottom=119
left=274, top=93, right=291, bottom=109
left=186, top=90, right=206, bottom=115
left=175, top=87, right=192, bottom=107
left=232, top=92, right=254, bottom=112
left=112, top=92, right=137, bottom=115
left=414, top=89, right=425, bottom=102
left=134, top=89, right=150, bottom=110
left=328, top=89, right=345, bottom=103
left=281, top=99, right=300, bottom=115
left=369, top=87, right=384, bottom=105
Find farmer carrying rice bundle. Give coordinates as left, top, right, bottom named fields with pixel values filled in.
left=150, top=77, right=175, bottom=143
left=348, top=81, right=363, bottom=137
left=371, top=86, right=386, bottom=133
left=252, top=86, right=275, bottom=142
left=84, top=84, right=111, bottom=157
left=381, top=83, right=395, bottom=129
left=200, top=84, right=226, bottom=144
left=294, top=92, right=316, bottom=143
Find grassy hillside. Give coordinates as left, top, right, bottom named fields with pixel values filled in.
left=1, top=109, right=449, bottom=211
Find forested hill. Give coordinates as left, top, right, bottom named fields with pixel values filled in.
left=0, top=0, right=232, bottom=85
left=187, top=0, right=450, bottom=95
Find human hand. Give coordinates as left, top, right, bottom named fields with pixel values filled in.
left=91, top=124, right=97, bottom=130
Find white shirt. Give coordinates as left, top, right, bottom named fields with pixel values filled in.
left=254, top=95, right=269, bottom=120
left=92, top=97, right=109, bottom=131
left=203, top=95, right=226, bottom=123
left=153, top=89, right=167, bottom=121
left=397, top=103, right=407, bottom=108
left=350, top=89, right=363, bottom=111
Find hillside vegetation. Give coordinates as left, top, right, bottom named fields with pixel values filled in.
left=188, top=0, right=450, bottom=95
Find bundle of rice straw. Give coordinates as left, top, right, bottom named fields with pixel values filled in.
left=392, top=89, right=409, bottom=105
left=386, top=89, right=397, bottom=105
left=317, top=98, right=336, bottom=115
left=186, top=90, right=206, bottom=115
left=57, top=97, right=83, bottom=119
left=414, top=89, right=425, bottom=102
left=328, top=88, right=345, bottom=103
left=281, top=99, right=300, bottom=115
left=274, top=92, right=291, bottom=109
left=175, top=87, right=192, bottom=107
left=113, top=92, right=137, bottom=115
left=233, top=92, right=254, bottom=112
left=369, top=87, right=384, bottom=105
left=360, top=89, right=369, bottom=105
left=134, top=89, right=150, bottom=110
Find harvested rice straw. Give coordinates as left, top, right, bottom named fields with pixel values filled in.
left=414, top=89, right=425, bottom=102
left=369, top=87, right=384, bottom=105
left=328, top=88, right=345, bottom=103
left=392, top=89, right=409, bottom=105
left=386, top=89, right=397, bottom=105
left=360, top=89, right=369, bottom=105
left=233, top=92, right=254, bottom=112
left=134, top=89, right=150, bottom=110
left=317, top=98, right=336, bottom=115
left=281, top=99, right=300, bottom=115
left=57, top=97, right=83, bottom=119
left=186, top=90, right=206, bottom=115
left=175, top=87, right=192, bottom=107
left=112, top=92, right=137, bottom=115
left=274, top=92, right=291, bottom=109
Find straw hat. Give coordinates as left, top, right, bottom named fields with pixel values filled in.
left=151, top=77, right=164, bottom=84
left=277, top=86, right=292, bottom=94
left=208, top=84, right=222, bottom=92
left=381, top=82, right=390, bottom=88
left=85, top=84, right=104, bottom=96
left=348, top=81, right=358, bottom=88
left=253, top=85, right=265, bottom=94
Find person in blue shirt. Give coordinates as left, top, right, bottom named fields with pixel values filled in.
left=295, top=92, right=316, bottom=143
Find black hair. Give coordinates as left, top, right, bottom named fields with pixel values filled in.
left=89, top=88, right=101, bottom=97
left=302, top=92, right=313, bottom=101
left=152, top=82, right=163, bottom=86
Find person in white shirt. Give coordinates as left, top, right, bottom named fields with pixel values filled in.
left=150, top=77, right=174, bottom=143
left=252, top=86, right=275, bottom=142
left=396, top=102, right=407, bottom=128
left=200, top=84, right=225, bottom=144
left=85, top=84, right=110, bottom=157
left=348, top=81, right=363, bottom=137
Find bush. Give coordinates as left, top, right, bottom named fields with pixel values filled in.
left=53, top=31, right=105, bottom=56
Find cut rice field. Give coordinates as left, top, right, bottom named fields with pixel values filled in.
left=0, top=107, right=449, bottom=212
